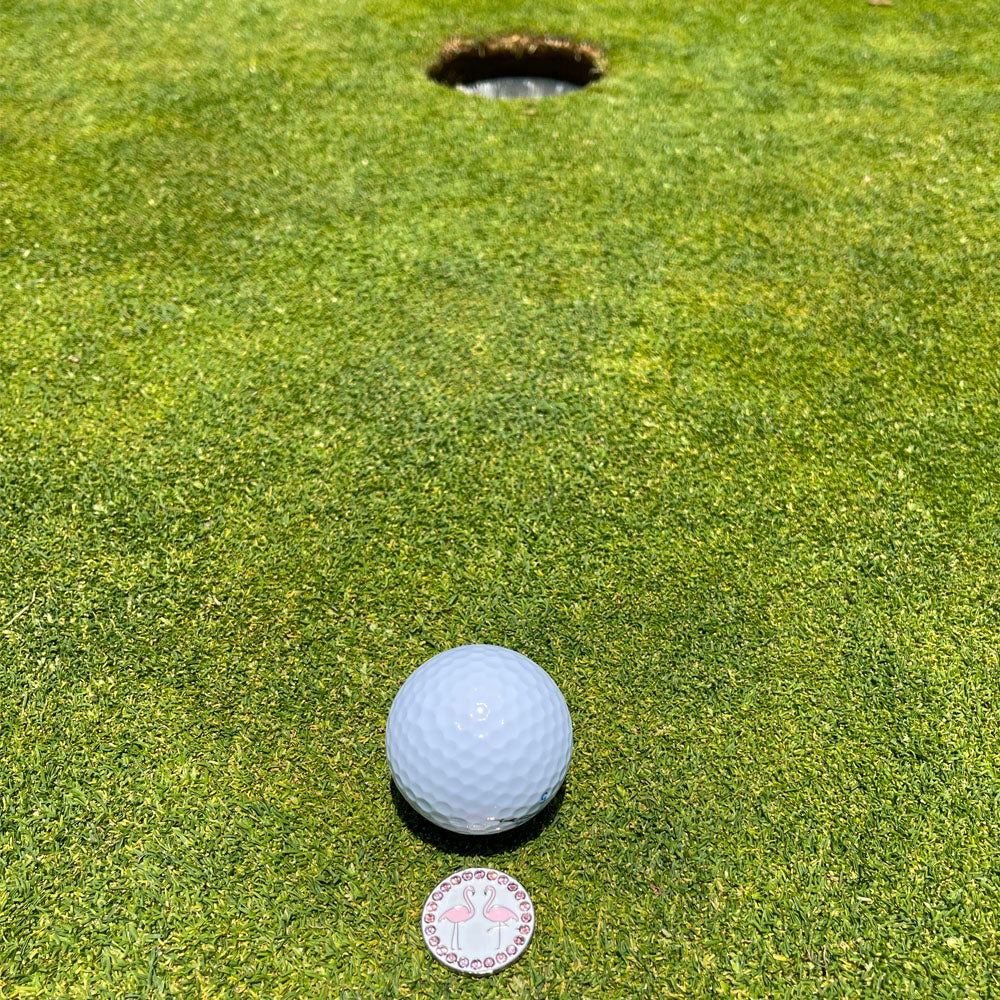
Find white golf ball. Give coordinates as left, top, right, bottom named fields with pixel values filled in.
left=385, top=645, right=572, bottom=835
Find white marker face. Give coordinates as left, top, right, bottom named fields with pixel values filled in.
left=420, top=868, right=535, bottom=975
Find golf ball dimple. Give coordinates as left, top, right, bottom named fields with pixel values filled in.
left=385, top=645, right=572, bottom=835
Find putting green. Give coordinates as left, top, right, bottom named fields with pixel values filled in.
left=2, top=1, right=998, bottom=997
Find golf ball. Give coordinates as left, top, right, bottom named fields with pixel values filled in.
left=385, top=645, right=572, bottom=835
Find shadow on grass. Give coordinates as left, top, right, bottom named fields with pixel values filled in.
left=390, top=779, right=568, bottom=856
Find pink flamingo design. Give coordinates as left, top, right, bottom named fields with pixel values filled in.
left=438, top=886, right=476, bottom=949
left=482, top=886, right=518, bottom=947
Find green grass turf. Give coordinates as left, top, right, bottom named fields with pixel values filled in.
left=2, top=0, right=999, bottom=995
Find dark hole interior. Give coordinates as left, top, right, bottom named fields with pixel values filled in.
left=428, top=37, right=604, bottom=89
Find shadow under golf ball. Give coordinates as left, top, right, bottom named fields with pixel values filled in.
left=390, top=779, right=568, bottom=855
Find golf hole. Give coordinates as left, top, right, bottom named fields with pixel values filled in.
left=428, top=35, right=604, bottom=100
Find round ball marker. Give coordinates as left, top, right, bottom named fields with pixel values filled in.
left=421, top=868, right=535, bottom=975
